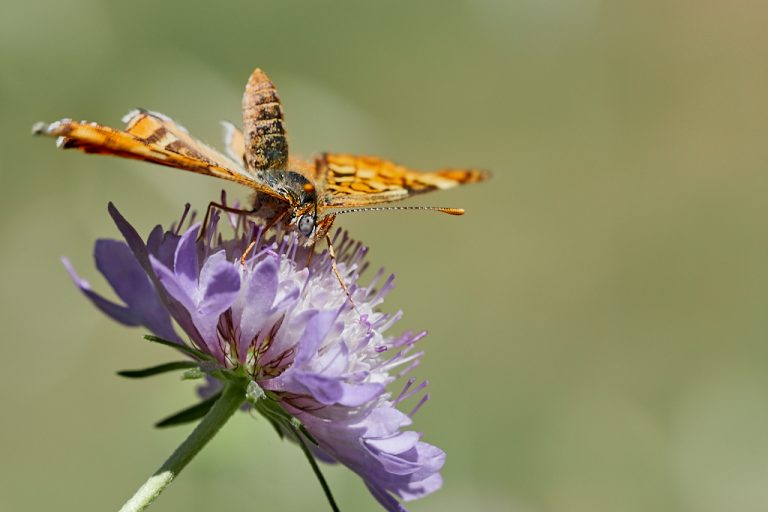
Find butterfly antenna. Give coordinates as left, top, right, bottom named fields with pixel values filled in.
left=333, top=206, right=465, bottom=216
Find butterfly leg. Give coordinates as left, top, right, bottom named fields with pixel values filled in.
left=240, top=210, right=288, bottom=265
left=326, top=234, right=357, bottom=309
left=306, top=242, right=316, bottom=267
left=307, top=239, right=317, bottom=267
left=198, top=201, right=254, bottom=241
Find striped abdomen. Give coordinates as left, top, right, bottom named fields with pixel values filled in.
left=242, top=68, right=289, bottom=171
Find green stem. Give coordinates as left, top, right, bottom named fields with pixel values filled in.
left=117, top=380, right=247, bottom=512
left=291, top=424, right=340, bottom=512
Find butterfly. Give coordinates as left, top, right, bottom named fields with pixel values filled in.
left=33, top=68, right=488, bottom=247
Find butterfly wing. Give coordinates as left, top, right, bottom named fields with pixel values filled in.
left=33, top=109, right=288, bottom=199
left=316, top=153, right=489, bottom=208
left=221, top=120, right=246, bottom=167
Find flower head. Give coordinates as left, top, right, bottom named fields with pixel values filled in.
left=64, top=202, right=445, bottom=511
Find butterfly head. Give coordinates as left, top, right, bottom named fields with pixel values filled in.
left=289, top=202, right=337, bottom=245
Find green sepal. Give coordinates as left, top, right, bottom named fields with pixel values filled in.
left=155, top=392, right=222, bottom=428
left=144, top=335, right=209, bottom=361
left=255, top=394, right=289, bottom=419
left=252, top=394, right=319, bottom=446
left=298, top=422, right=319, bottom=446
left=117, top=361, right=198, bottom=379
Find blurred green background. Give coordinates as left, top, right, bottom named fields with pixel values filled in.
left=2, top=1, right=768, bottom=511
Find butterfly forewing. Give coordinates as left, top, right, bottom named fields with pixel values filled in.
left=123, top=110, right=243, bottom=171
left=33, top=111, right=287, bottom=201
left=316, top=153, right=489, bottom=208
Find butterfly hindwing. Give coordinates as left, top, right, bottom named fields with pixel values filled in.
left=221, top=120, right=246, bottom=167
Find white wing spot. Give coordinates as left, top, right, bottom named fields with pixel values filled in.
left=121, top=109, right=141, bottom=123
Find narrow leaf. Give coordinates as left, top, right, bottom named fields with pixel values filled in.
left=154, top=392, right=222, bottom=428
left=144, top=334, right=208, bottom=360
left=117, top=361, right=198, bottom=379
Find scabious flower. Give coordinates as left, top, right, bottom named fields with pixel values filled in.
left=64, top=201, right=445, bottom=511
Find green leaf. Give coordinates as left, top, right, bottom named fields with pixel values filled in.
left=154, top=392, right=222, bottom=428
left=117, top=361, right=198, bottom=379
left=144, top=335, right=208, bottom=360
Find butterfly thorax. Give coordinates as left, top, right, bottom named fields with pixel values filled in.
left=256, top=169, right=316, bottom=206
left=247, top=169, right=331, bottom=244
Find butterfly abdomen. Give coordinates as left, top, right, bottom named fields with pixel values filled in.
left=242, top=69, right=289, bottom=171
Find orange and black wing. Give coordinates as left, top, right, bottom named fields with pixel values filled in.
left=33, top=109, right=285, bottom=199
left=316, top=153, right=489, bottom=208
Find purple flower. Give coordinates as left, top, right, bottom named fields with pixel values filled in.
left=64, top=202, right=445, bottom=511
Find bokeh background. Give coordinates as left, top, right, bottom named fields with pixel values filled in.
left=2, top=1, right=768, bottom=511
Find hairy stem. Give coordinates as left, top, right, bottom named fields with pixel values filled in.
left=117, top=380, right=246, bottom=512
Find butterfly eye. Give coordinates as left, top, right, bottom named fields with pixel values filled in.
left=297, top=214, right=316, bottom=237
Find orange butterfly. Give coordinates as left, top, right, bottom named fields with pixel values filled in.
left=33, top=68, right=488, bottom=246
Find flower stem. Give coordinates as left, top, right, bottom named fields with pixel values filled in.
left=291, top=424, right=340, bottom=512
left=118, top=380, right=247, bottom=512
